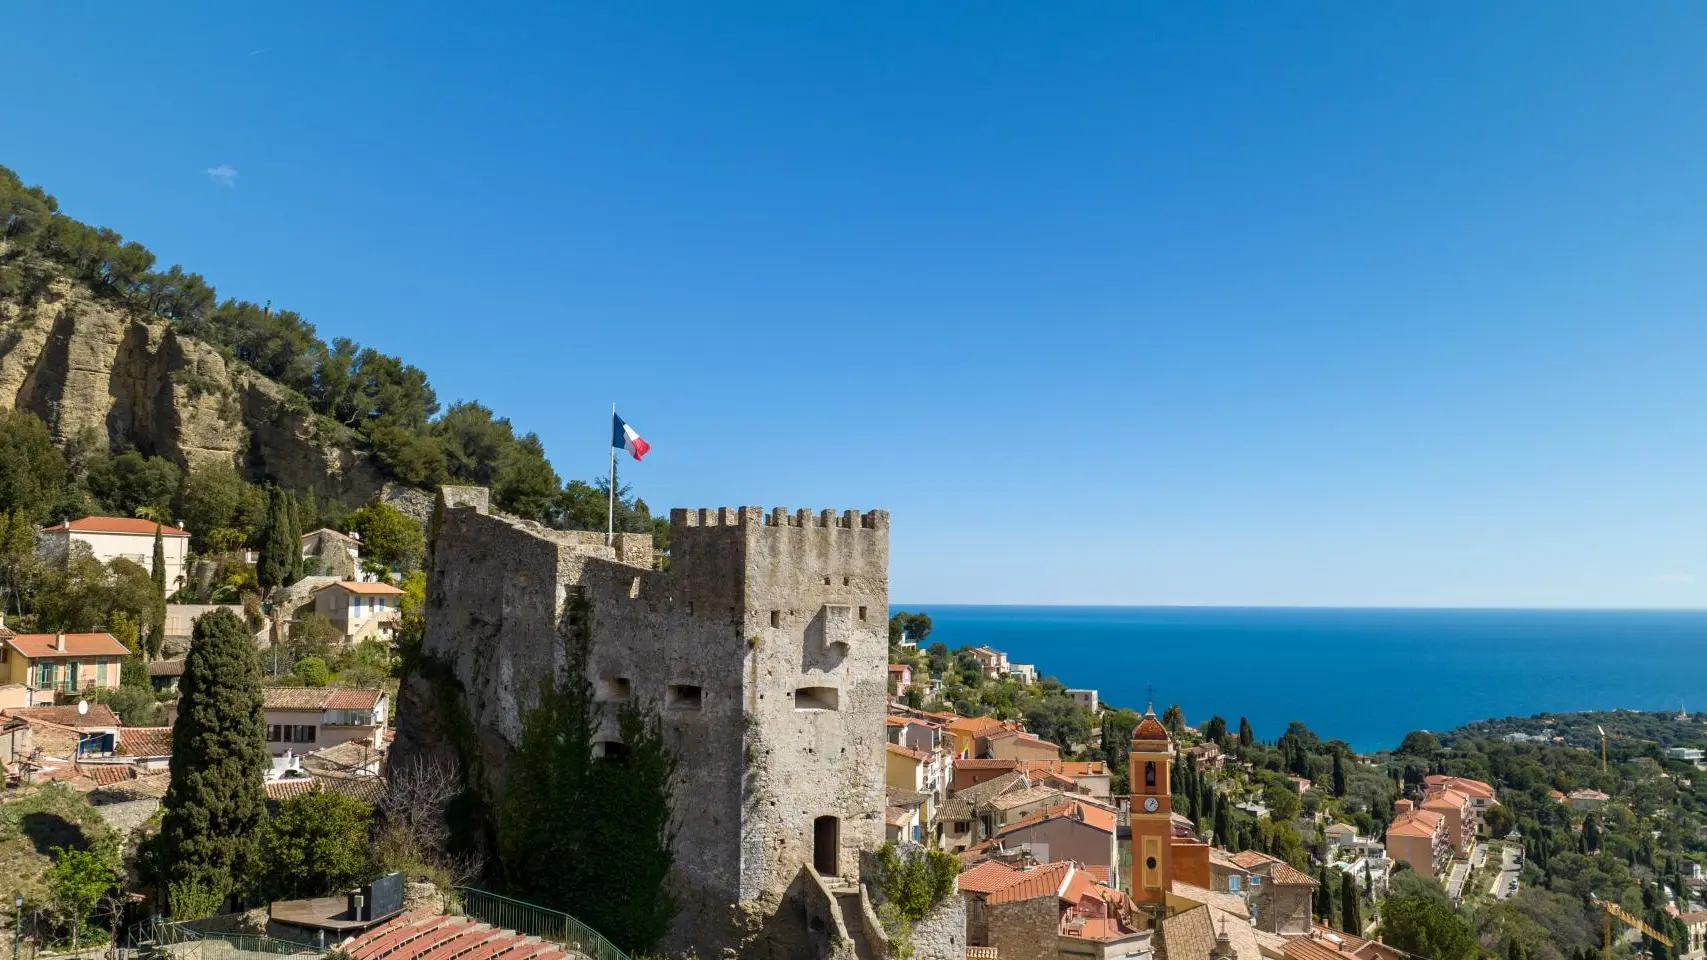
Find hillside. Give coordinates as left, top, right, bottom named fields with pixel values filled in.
left=0, top=163, right=605, bottom=523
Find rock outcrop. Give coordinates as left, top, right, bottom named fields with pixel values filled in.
left=0, top=277, right=384, bottom=501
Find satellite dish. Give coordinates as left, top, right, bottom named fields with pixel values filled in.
left=76, top=699, right=89, bottom=716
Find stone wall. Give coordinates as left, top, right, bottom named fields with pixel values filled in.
left=398, top=491, right=889, bottom=959
left=906, top=893, right=968, bottom=960
left=986, top=896, right=1060, bottom=960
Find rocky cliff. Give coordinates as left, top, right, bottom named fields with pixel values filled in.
left=0, top=276, right=385, bottom=502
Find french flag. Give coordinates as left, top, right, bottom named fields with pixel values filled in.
left=612, top=413, right=651, bottom=461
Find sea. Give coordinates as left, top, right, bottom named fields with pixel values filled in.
left=894, top=605, right=1707, bottom=753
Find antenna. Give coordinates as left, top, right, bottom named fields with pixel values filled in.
left=77, top=699, right=89, bottom=716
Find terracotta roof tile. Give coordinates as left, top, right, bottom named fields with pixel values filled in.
left=1018, top=759, right=1108, bottom=778
left=986, top=862, right=1073, bottom=904
left=3, top=632, right=130, bottom=659
left=263, top=687, right=384, bottom=711
left=1267, top=863, right=1320, bottom=886
left=955, top=758, right=1019, bottom=771
left=886, top=742, right=929, bottom=762
left=1286, top=938, right=1355, bottom=960
left=318, top=580, right=404, bottom=596
left=45, top=517, right=189, bottom=537
left=1160, top=903, right=1215, bottom=960
left=118, top=726, right=174, bottom=757
left=5, top=704, right=120, bottom=728
left=146, top=659, right=185, bottom=677
left=315, top=774, right=388, bottom=805
left=1229, top=850, right=1280, bottom=870
left=1132, top=710, right=1172, bottom=743
left=82, top=763, right=136, bottom=786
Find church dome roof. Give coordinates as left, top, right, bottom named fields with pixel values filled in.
left=1132, top=711, right=1171, bottom=743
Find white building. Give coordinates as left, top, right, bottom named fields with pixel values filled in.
left=261, top=687, right=388, bottom=757
left=1666, top=747, right=1705, bottom=762
left=39, top=517, right=189, bottom=597
left=1067, top=689, right=1100, bottom=712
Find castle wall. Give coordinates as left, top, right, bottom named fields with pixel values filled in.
left=412, top=493, right=888, bottom=959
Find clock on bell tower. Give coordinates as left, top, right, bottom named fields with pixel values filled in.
left=1128, top=704, right=1174, bottom=905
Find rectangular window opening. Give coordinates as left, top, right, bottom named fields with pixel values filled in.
left=667, top=684, right=704, bottom=711
left=629, top=577, right=641, bottom=599
left=794, top=686, right=841, bottom=711
left=823, top=576, right=832, bottom=586
left=858, top=606, right=867, bottom=621
left=601, top=677, right=632, bottom=700
left=594, top=740, right=630, bottom=762
left=770, top=610, right=781, bottom=628
left=843, top=576, right=850, bottom=586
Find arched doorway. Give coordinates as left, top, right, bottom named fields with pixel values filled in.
left=813, top=815, right=840, bottom=876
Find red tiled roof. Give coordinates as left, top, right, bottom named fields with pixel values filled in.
left=886, top=742, right=930, bottom=762
left=1018, top=760, right=1108, bottom=778
left=82, top=764, right=136, bottom=786
left=318, top=580, right=404, bottom=596
left=1286, top=938, right=1355, bottom=960
left=1084, top=865, right=1112, bottom=884
left=1386, top=809, right=1445, bottom=838
left=1681, top=912, right=1707, bottom=924
left=1229, top=850, right=1280, bottom=870
left=264, top=779, right=319, bottom=801
left=3, top=632, right=130, bottom=659
left=986, top=862, right=1073, bottom=904
left=948, top=715, right=1007, bottom=737
left=1268, top=863, right=1320, bottom=886
left=44, top=517, right=189, bottom=537
left=263, top=687, right=384, bottom=711
left=1132, top=710, right=1171, bottom=743
left=955, top=758, right=1018, bottom=771
left=5, top=703, right=121, bottom=728
left=119, top=726, right=174, bottom=757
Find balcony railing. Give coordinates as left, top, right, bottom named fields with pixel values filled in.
left=454, top=886, right=630, bottom=960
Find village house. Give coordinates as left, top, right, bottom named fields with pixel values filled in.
left=993, top=801, right=1120, bottom=888
left=1680, top=910, right=1706, bottom=960
left=1219, top=850, right=1317, bottom=936
left=39, top=516, right=189, bottom=597
left=1067, top=689, right=1100, bottom=713
left=1324, top=823, right=1358, bottom=848
left=966, top=646, right=1009, bottom=677
left=1385, top=800, right=1450, bottom=876
left=1, top=703, right=123, bottom=770
left=0, top=630, right=130, bottom=705
left=262, top=687, right=388, bottom=756
left=118, top=726, right=174, bottom=772
left=164, top=603, right=263, bottom=650
left=1018, top=759, right=1113, bottom=800
left=961, top=859, right=1147, bottom=960
left=888, top=662, right=914, bottom=693
left=948, top=714, right=1009, bottom=759
left=886, top=788, right=928, bottom=844
left=955, top=757, right=1021, bottom=792
left=1288, top=775, right=1313, bottom=796
left=885, top=742, right=945, bottom=826
left=983, top=728, right=1063, bottom=763
left=312, top=581, right=405, bottom=642
left=1567, top=788, right=1610, bottom=811
left=147, top=659, right=184, bottom=694
left=1184, top=739, right=1225, bottom=772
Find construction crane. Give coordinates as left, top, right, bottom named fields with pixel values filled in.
left=1600, top=725, right=1608, bottom=773
left=1599, top=899, right=1671, bottom=960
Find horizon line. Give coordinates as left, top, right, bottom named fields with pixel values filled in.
left=888, top=602, right=1707, bottom=612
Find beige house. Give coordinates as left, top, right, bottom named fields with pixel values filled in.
left=262, top=687, right=388, bottom=757
left=993, top=801, right=1119, bottom=887
left=40, top=517, right=189, bottom=596
left=312, top=581, right=404, bottom=641
left=1420, top=788, right=1474, bottom=855
left=1385, top=801, right=1449, bottom=875
left=1680, top=910, right=1706, bottom=960
left=1567, top=788, right=1610, bottom=811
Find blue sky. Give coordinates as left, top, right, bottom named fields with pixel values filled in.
left=8, top=4, right=1707, bottom=607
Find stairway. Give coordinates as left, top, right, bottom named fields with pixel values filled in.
left=832, top=889, right=880, bottom=960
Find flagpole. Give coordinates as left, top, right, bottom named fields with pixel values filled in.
left=608, top=403, right=616, bottom=547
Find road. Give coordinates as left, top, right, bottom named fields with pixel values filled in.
left=1491, top=844, right=1522, bottom=899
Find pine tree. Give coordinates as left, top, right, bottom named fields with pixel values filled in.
left=1340, top=871, right=1360, bottom=932
left=1333, top=752, right=1347, bottom=798
left=257, top=487, right=289, bottom=590
left=1239, top=716, right=1254, bottom=748
left=157, top=608, right=268, bottom=909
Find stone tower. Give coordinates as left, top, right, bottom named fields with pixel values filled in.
left=1128, top=705, right=1174, bottom=907
left=398, top=491, right=889, bottom=958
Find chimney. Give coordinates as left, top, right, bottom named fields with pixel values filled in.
left=55, top=633, right=66, bottom=652
left=1395, top=799, right=1413, bottom=814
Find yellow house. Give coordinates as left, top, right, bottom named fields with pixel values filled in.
left=0, top=631, right=130, bottom=703
left=946, top=714, right=1005, bottom=758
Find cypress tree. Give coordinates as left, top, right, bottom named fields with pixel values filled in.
left=157, top=608, right=268, bottom=909
left=1584, top=814, right=1601, bottom=853
left=1340, top=871, right=1360, bottom=932
left=284, top=491, right=304, bottom=584
left=147, top=522, right=168, bottom=657
left=1239, top=716, right=1254, bottom=748
left=258, top=487, right=288, bottom=590
left=1214, top=799, right=1230, bottom=845
left=1315, top=864, right=1333, bottom=920
left=1333, top=752, right=1347, bottom=797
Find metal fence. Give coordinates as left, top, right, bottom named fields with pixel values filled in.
left=451, top=888, right=629, bottom=960
left=127, top=918, right=321, bottom=960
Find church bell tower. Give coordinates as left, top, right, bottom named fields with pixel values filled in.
left=1128, top=704, right=1174, bottom=905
